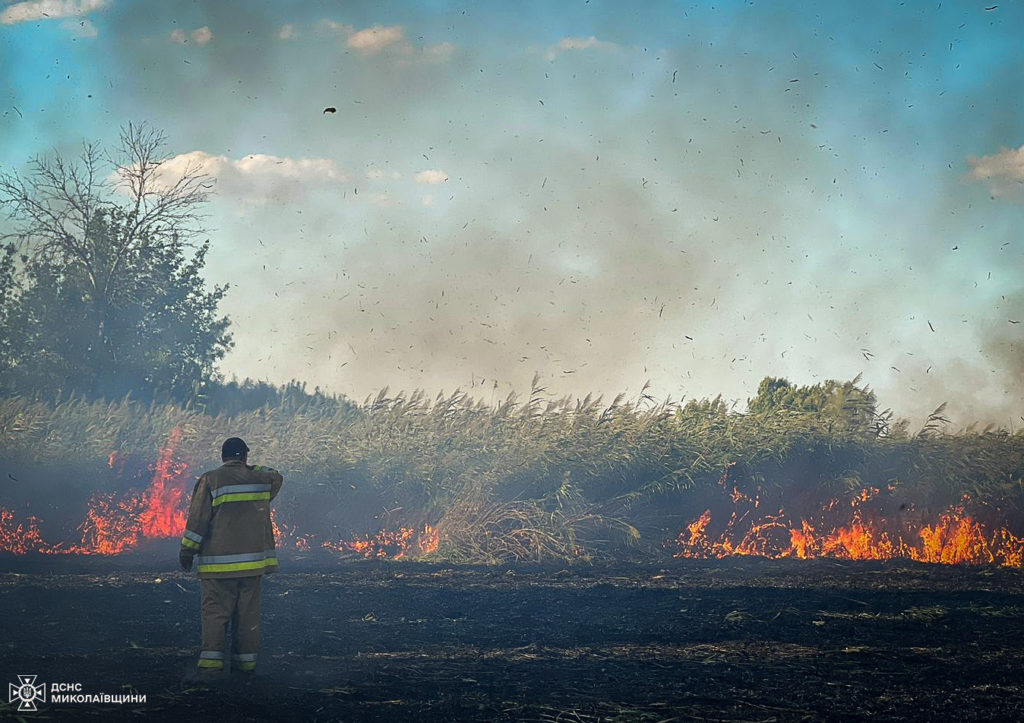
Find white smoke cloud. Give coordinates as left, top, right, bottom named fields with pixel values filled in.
left=115, top=151, right=347, bottom=204
left=277, top=23, right=296, bottom=40
left=320, top=19, right=454, bottom=62
left=191, top=26, right=212, bottom=45
left=346, top=24, right=404, bottom=54
left=0, top=0, right=105, bottom=25
left=414, top=169, right=449, bottom=185
left=230, top=153, right=342, bottom=181
left=545, top=35, right=617, bottom=61
left=966, top=146, right=1024, bottom=199
left=169, top=26, right=212, bottom=45
left=318, top=19, right=353, bottom=36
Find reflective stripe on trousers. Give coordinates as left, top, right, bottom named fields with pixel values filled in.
left=232, top=652, right=257, bottom=671
left=197, top=650, right=224, bottom=669
left=198, top=577, right=262, bottom=671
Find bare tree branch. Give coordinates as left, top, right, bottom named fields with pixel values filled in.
left=0, top=121, right=214, bottom=306
left=101, top=122, right=213, bottom=300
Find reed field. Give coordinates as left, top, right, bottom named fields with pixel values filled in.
left=1, top=377, right=1022, bottom=564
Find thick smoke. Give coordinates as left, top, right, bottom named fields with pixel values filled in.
left=4, top=0, right=1021, bottom=426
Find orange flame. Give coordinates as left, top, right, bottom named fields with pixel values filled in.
left=674, top=489, right=1024, bottom=567
left=138, top=427, right=190, bottom=539
left=1, top=427, right=192, bottom=555
left=3, top=429, right=445, bottom=559
left=73, top=491, right=144, bottom=555
left=320, top=524, right=440, bottom=559
left=0, top=507, right=51, bottom=554
left=271, top=510, right=311, bottom=552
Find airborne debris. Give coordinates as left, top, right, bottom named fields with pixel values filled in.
left=323, top=107, right=337, bottom=114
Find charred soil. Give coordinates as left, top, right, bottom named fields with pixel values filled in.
left=1, top=554, right=1023, bottom=721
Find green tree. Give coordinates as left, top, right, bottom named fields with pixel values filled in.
left=0, top=124, right=231, bottom=403
left=746, top=375, right=886, bottom=437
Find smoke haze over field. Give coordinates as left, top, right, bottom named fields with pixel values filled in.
left=1, top=0, right=1022, bottom=425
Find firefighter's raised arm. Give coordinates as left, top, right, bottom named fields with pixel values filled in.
left=252, top=465, right=284, bottom=500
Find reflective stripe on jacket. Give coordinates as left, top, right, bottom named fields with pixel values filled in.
left=180, top=459, right=284, bottom=579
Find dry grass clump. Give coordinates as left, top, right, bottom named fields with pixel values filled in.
left=434, top=477, right=640, bottom=564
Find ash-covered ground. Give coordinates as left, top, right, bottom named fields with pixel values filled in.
left=2, top=551, right=1023, bottom=722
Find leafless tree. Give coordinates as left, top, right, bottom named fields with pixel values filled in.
left=0, top=124, right=229, bottom=400
left=0, top=122, right=214, bottom=305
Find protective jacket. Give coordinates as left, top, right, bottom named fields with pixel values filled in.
left=179, top=460, right=283, bottom=579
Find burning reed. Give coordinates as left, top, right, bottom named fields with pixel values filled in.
left=0, top=378, right=1022, bottom=565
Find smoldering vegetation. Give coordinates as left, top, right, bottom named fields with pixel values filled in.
left=1, top=374, right=1022, bottom=565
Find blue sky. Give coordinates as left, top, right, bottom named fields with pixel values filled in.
left=1, top=0, right=1022, bottom=424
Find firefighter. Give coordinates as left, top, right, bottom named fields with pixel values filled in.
left=179, top=437, right=283, bottom=678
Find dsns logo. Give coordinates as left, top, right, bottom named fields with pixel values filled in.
left=8, top=675, right=46, bottom=711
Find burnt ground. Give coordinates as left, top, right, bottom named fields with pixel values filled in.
left=1, top=552, right=1023, bottom=722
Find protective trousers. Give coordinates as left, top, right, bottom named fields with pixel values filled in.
left=197, top=576, right=262, bottom=672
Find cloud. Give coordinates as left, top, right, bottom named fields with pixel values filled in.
left=346, top=24, right=405, bottom=54
left=170, top=26, right=213, bottom=45
left=277, top=23, right=296, bottom=40
left=366, top=167, right=401, bottom=180
left=545, top=35, right=617, bottom=61
left=965, top=146, right=1024, bottom=199
left=401, top=41, right=455, bottom=66
left=414, top=169, right=449, bottom=185
left=191, top=26, right=212, bottom=45
left=230, top=153, right=343, bottom=181
left=319, top=18, right=353, bottom=36
left=116, top=151, right=347, bottom=204
left=1, top=0, right=105, bottom=24
left=321, top=19, right=454, bottom=62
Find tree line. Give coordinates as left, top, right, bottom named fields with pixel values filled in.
left=0, top=123, right=349, bottom=415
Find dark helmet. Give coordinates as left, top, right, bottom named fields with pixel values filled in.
left=221, top=437, right=250, bottom=459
